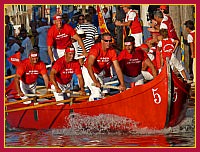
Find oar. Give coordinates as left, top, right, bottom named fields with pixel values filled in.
left=92, top=83, right=120, bottom=90
left=48, top=89, right=81, bottom=95
left=5, top=74, right=15, bottom=80
left=5, top=96, right=89, bottom=113
left=5, top=93, right=54, bottom=106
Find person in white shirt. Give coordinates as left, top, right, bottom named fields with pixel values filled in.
left=36, top=18, right=51, bottom=64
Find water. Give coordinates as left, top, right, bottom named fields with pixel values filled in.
left=5, top=107, right=195, bottom=147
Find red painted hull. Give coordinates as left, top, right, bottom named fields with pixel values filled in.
left=5, top=63, right=189, bottom=130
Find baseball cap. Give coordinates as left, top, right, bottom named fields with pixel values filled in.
left=53, top=15, right=62, bottom=20
left=160, top=5, right=168, bottom=10
left=65, top=47, right=75, bottom=53
left=140, top=44, right=148, bottom=49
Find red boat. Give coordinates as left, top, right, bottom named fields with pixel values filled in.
left=5, top=61, right=189, bottom=130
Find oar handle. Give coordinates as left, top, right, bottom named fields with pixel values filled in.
left=5, top=74, right=16, bottom=80
left=5, top=96, right=89, bottom=113
left=91, top=83, right=120, bottom=90
left=5, top=93, right=54, bottom=106
left=48, top=89, right=80, bottom=95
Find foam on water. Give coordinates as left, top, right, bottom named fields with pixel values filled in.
left=51, top=109, right=195, bottom=136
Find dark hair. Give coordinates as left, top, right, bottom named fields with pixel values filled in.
left=101, top=32, right=112, bottom=39
left=29, top=48, right=39, bottom=54
left=159, top=29, right=168, bottom=38
left=84, top=14, right=92, bottom=23
left=184, top=20, right=195, bottom=30
left=78, top=14, right=84, bottom=20
left=124, top=36, right=135, bottom=42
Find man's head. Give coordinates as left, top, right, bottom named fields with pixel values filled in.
left=20, top=29, right=27, bottom=39
left=140, top=44, right=149, bottom=53
left=53, top=14, right=62, bottom=29
left=65, top=47, right=75, bottom=62
left=78, top=14, right=85, bottom=24
left=159, top=5, right=169, bottom=14
left=29, top=49, right=39, bottom=64
left=62, top=13, right=69, bottom=23
left=120, top=5, right=131, bottom=13
left=124, top=36, right=135, bottom=52
left=153, top=10, right=163, bottom=23
left=101, top=33, right=112, bottom=50
left=8, top=36, right=16, bottom=46
left=159, top=29, right=168, bottom=38
left=184, top=20, right=195, bottom=32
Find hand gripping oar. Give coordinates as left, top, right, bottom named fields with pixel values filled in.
left=5, top=96, right=89, bottom=113
left=5, top=93, right=54, bottom=106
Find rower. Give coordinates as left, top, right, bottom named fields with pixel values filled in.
left=82, top=32, right=126, bottom=101
left=49, top=47, right=86, bottom=104
left=14, top=49, right=49, bottom=104
left=118, top=36, right=157, bottom=88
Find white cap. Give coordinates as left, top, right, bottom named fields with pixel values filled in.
left=76, top=28, right=85, bottom=35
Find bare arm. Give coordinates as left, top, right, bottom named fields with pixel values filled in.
left=144, top=58, right=157, bottom=78
left=115, top=20, right=132, bottom=27
left=72, top=34, right=87, bottom=56
left=42, top=74, right=50, bottom=93
left=76, top=74, right=86, bottom=95
left=14, top=74, right=24, bottom=97
left=173, top=39, right=179, bottom=52
left=87, top=55, right=101, bottom=88
left=112, top=60, right=126, bottom=91
left=190, top=42, right=195, bottom=58
left=49, top=68, right=62, bottom=93
left=48, top=46, right=54, bottom=64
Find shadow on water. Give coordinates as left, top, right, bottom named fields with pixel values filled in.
left=5, top=107, right=195, bottom=147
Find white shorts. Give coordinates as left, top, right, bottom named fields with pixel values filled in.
left=123, top=74, right=144, bottom=88
left=51, top=82, right=71, bottom=101
left=169, top=53, right=184, bottom=72
left=82, top=66, right=103, bottom=101
left=141, top=71, right=153, bottom=81
left=19, top=80, right=37, bottom=104
left=53, top=48, right=65, bottom=60
left=130, top=32, right=143, bottom=47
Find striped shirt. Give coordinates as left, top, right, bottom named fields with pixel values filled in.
left=75, top=23, right=99, bottom=55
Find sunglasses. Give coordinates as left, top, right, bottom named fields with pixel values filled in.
left=79, top=18, right=84, bottom=20
left=103, top=39, right=112, bottom=42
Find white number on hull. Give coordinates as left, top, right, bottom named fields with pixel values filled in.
left=152, top=88, right=161, bottom=104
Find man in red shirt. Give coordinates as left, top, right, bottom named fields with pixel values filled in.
left=118, top=36, right=157, bottom=88
left=82, top=32, right=126, bottom=101
left=47, top=14, right=87, bottom=65
left=115, top=5, right=143, bottom=47
left=14, top=49, right=49, bottom=104
left=50, top=47, right=86, bottom=102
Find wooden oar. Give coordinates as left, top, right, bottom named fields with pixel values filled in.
left=5, top=93, right=54, bottom=106
left=5, top=74, right=15, bottom=80
left=5, top=96, right=89, bottom=113
left=92, top=83, right=120, bottom=90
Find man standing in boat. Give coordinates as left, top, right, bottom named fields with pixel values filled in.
left=118, top=36, right=157, bottom=88
left=47, top=14, right=87, bottom=65
left=14, top=49, right=49, bottom=104
left=49, top=47, right=86, bottom=103
left=82, top=32, right=126, bottom=101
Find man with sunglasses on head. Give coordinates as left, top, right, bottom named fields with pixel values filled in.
left=82, top=32, right=126, bottom=101
left=47, top=14, right=87, bottom=65
left=14, top=49, right=49, bottom=104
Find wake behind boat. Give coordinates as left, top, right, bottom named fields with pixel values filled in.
left=5, top=60, right=190, bottom=130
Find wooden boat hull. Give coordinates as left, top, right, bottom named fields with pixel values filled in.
left=5, top=62, right=189, bottom=130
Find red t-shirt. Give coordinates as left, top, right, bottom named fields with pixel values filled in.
left=47, top=24, right=76, bottom=49
left=16, top=59, right=47, bottom=84
left=84, top=43, right=117, bottom=74
left=52, top=56, right=82, bottom=84
left=118, top=48, right=148, bottom=77
left=158, top=38, right=175, bottom=60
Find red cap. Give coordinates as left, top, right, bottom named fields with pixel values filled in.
left=160, top=5, right=168, bottom=10
left=65, top=48, right=75, bottom=53
left=140, top=44, right=148, bottom=49
left=53, top=15, right=62, bottom=20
